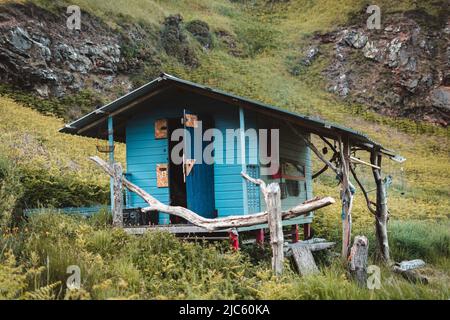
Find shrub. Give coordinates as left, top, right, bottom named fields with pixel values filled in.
left=0, top=156, right=24, bottom=229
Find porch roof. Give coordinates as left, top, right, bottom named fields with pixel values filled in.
left=59, top=73, right=392, bottom=154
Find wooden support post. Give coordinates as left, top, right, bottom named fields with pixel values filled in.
left=256, top=229, right=265, bottom=245
left=112, top=163, right=123, bottom=227
left=340, top=137, right=353, bottom=260
left=108, top=116, right=115, bottom=211
left=303, top=223, right=311, bottom=240
left=292, top=224, right=299, bottom=243
left=349, top=236, right=369, bottom=287
left=371, top=150, right=390, bottom=263
left=267, top=183, right=284, bottom=276
left=229, top=230, right=239, bottom=251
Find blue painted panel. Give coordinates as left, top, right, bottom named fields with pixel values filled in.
left=185, top=111, right=216, bottom=218
left=212, top=107, right=245, bottom=217
left=126, top=110, right=172, bottom=224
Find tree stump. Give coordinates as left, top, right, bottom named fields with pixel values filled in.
left=349, top=235, right=369, bottom=287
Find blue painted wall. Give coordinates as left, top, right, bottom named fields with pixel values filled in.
left=124, top=99, right=313, bottom=226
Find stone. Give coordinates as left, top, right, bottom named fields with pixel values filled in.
left=8, top=27, right=32, bottom=52
left=402, top=78, right=419, bottom=93
left=430, top=87, right=450, bottom=111
left=387, top=38, right=403, bottom=67
left=343, top=30, right=368, bottom=49
left=363, top=41, right=381, bottom=60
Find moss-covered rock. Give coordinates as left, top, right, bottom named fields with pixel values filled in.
left=161, top=14, right=199, bottom=68
left=186, top=20, right=214, bottom=49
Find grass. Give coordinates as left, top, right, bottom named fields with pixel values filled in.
left=0, top=212, right=448, bottom=300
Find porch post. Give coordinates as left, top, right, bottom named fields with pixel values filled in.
left=292, top=224, right=299, bottom=243
left=256, top=229, right=265, bottom=245
left=108, top=116, right=115, bottom=211
left=340, top=136, right=353, bottom=259
left=303, top=223, right=311, bottom=240
left=239, top=107, right=248, bottom=215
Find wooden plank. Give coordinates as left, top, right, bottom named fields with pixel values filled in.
left=350, top=156, right=380, bottom=169
left=124, top=225, right=231, bottom=235
left=291, top=246, right=319, bottom=276
left=289, top=241, right=335, bottom=252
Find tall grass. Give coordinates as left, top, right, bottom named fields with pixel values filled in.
left=0, top=212, right=449, bottom=300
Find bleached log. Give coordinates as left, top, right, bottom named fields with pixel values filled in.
left=90, top=156, right=336, bottom=231
left=266, top=183, right=283, bottom=276
left=112, top=163, right=123, bottom=227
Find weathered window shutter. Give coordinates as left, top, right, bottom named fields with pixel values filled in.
left=156, top=164, right=169, bottom=188
left=155, top=119, right=168, bottom=139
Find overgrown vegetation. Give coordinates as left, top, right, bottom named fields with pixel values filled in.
left=0, top=213, right=448, bottom=300
left=0, top=85, right=105, bottom=121
left=0, top=97, right=120, bottom=216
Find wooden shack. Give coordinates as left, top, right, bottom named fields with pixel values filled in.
left=60, top=73, right=397, bottom=253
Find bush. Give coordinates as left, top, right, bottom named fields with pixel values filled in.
left=0, top=156, right=24, bottom=229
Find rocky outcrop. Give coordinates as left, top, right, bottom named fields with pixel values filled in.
left=315, top=11, right=450, bottom=126
left=0, top=3, right=135, bottom=98
left=0, top=4, right=202, bottom=106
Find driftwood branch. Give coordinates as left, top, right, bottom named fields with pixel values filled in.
left=350, top=166, right=376, bottom=215
left=90, top=156, right=335, bottom=231
left=312, top=152, right=338, bottom=179
left=287, top=122, right=339, bottom=175
left=320, top=136, right=338, bottom=154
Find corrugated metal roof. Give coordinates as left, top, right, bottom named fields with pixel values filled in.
left=59, top=73, right=389, bottom=152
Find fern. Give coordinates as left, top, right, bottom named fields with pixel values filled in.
left=23, top=281, right=61, bottom=300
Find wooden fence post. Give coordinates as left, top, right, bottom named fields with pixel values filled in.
left=113, top=163, right=123, bottom=227
left=266, top=183, right=284, bottom=276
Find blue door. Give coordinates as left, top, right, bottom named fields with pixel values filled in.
left=184, top=110, right=216, bottom=218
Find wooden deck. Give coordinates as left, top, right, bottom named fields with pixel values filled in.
left=124, top=224, right=232, bottom=240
